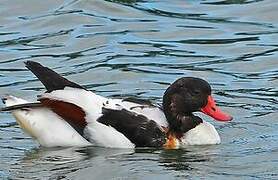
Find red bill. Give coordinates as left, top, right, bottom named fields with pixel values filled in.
left=201, top=95, right=233, bottom=122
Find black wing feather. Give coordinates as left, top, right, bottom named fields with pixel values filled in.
left=25, top=61, right=85, bottom=92
left=97, top=108, right=166, bottom=147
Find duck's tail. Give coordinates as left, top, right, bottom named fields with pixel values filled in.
left=1, top=95, right=42, bottom=112
left=25, top=61, right=85, bottom=92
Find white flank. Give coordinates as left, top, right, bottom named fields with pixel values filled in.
left=85, top=121, right=135, bottom=148
left=4, top=96, right=90, bottom=147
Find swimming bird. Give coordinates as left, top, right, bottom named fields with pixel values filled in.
left=1, top=61, right=232, bottom=148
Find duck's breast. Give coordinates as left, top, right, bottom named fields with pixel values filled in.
left=180, top=121, right=221, bottom=146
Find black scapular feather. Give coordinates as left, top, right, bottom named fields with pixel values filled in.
left=97, top=107, right=166, bottom=147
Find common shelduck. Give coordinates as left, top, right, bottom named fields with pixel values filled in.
left=1, top=61, right=232, bottom=148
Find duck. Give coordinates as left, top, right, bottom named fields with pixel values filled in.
left=0, top=61, right=232, bottom=148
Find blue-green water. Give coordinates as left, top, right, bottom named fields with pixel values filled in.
left=0, top=0, right=277, bottom=179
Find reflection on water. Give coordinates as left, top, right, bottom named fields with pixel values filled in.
left=0, top=0, right=277, bottom=179
left=10, top=146, right=222, bottom=179
left=10, top=147, right=135, bottom=179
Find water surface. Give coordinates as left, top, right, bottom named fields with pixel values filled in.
left=0, top=0, right=277, bottom=179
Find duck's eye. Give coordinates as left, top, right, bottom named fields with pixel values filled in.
left=192, top=90, right=201, bottom=95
